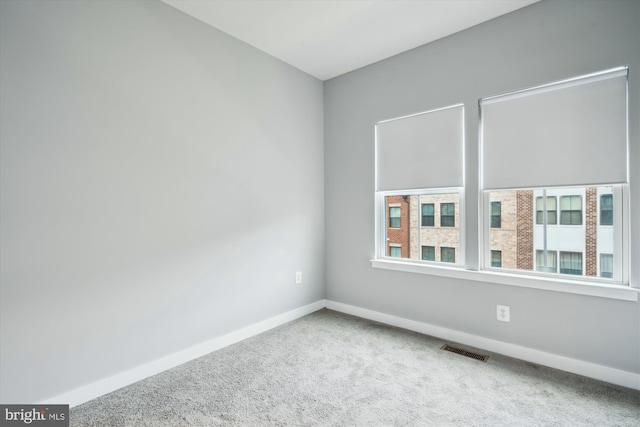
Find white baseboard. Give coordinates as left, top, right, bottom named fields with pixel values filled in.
left=41, top=300, right=326, bottom=407
left=325, top=300, right=640, bottom=391
left=40, top=298, right=639, bottom=407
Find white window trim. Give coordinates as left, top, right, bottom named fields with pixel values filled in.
left=370, top=259, right=639, bottom=302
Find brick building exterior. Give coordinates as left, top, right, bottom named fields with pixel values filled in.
left=384, top=186, right=611, bottom=278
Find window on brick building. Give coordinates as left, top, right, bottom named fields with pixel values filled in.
left=536, top=196, right=557, bottom=225
left=536, top=249, right=557, bottom=273
left=389, top=246, right=402, bottom=258
left=422, top=246, right=435, bottom=261
left=441, top=247, right=455, bottom=263
left=600, top=194, right=613, bottom=226
left=440, top=203, right=455, bottom=227
left=491, top=250, right=502, bottom=267
left=600, top=254, right=613, bottom=278
left=389, top=207, right=401, bottom=228
left=560, top=195, right=582, bottom=225
left=490, top=202, right=501, bottom=228
left=560, top=252, right=582, bottom=275
left=421, top=204, right=434, bottom=226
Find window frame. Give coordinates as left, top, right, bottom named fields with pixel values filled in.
left=491, top=250, right=502, bottom=268
left=536, top=196, right=557, bottom=225
left=559, top=195, right=583, bottom=226
left=559, top=251, right=583, bottom=276
left=490, top=201, right=501, bottom=228
left=440, top=202, right=455, bottom=227
left=600, top=194, right=614, bottom=226
left=389, top=245, right=402, bottom=258
left=388, top=206, right=401, bottom=229
left=421, top=203, right=435, bottom=227
left=422, top=245, right=435, bottom=261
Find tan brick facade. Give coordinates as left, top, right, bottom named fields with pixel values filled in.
left=585, top=187, right=598, bottom=276
left=516, top=190, right=534, bottom=270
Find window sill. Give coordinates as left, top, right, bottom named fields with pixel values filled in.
left=370, top=259, right=639, bottom=302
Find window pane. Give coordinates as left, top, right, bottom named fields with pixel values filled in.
left=536, top=196, right=557, bottom=224
left=560, top=195, right=582, bottom=225
left=486, top=186, right=619, bottom=281
left=491, top=250, right=502, bottom=267
left=422, top=246, right=435, bottom=261
left=560, top=252, right=582, bottom=275
left=421, top=203, right=434, bottom=227
left=600, top=253, right=613, bottom=278
left=441, top=203, right=455, bottom=227
left=600, top=194, right=613, bottom=226
left=441, top=247, right=455, bottom=263
left=389, top=206, right=401, bottom=228
left=384, top=193, right=460, bottom=264
left=491, top=202, right=501, bottom=228
left=390, top=246, right=402, bottom=258
left=536, top=250, right=557, bottom=273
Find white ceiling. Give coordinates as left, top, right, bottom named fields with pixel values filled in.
left=161, top=0, right=539, bottom=81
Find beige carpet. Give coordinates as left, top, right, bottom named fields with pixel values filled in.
left=71, top=309, right=640, bottom=426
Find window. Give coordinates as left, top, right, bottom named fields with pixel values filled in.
left=536, top=196, right=557, bottom=225
left=600, top=194, right=613, bottom=226
left=440, top=203, right=455, bottom=227
left=375, top=104, right=464, bottom=266
left=560, top=252, right=582, bottom=275
left=600, top=254, right=613, bottom=278
left=536, top=250, right=557, bottom=273
left=560, top=195, right=582, bottom=225
left=480, top=67, right=628, bottom=285
left=441, top=247, right=455, bottom=263
left=375, top=67, right=629, bottom=291
left=389, top=246, right=402, bottom=258
left=389, top=206, right=401, bottom=228
left=382, top=192, right=461, bottom=263
left=421, top=204, right=434, bottom=226
left=491, top=250, right=502, bottom=268
left=490, top=202, right=501, bottom=228
left=422, top=246, right=435, bottom=261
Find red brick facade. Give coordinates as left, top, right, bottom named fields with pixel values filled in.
left=386, top=195, right=411, bottom=257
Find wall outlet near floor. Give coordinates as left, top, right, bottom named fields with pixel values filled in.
left=295, top=271, right=302, bottom=284
left=497, top=305, right=510, bottom=322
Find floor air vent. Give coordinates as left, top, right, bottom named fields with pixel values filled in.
left=441, top=344, right=489, bottom=362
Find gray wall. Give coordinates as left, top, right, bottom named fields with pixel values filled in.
left=0, top=0, right=324, bottom=403
left=325, top=0, right=640, bottom=374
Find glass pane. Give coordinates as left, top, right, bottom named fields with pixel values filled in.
left=441, top=247, right=455, bottom=263
left=600, top=194, right=613, bottom=226
left=486, top=185, right=617, bottom=280
left=600, top=254, right=613, bottom=278
left=384, top=192, right=460, bottom=263
left=491, top=250, right=502, bottom=267
left=422, top=246, right=435, bottom=261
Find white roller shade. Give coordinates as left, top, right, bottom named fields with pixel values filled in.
left=481, top=67, right=628, bottom=190
left=376, top=104, right=464, bottom=191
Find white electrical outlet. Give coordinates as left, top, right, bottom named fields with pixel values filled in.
left=295, top=271, right=302, bottom=284
left=497, top=305, right=510, bottom=322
